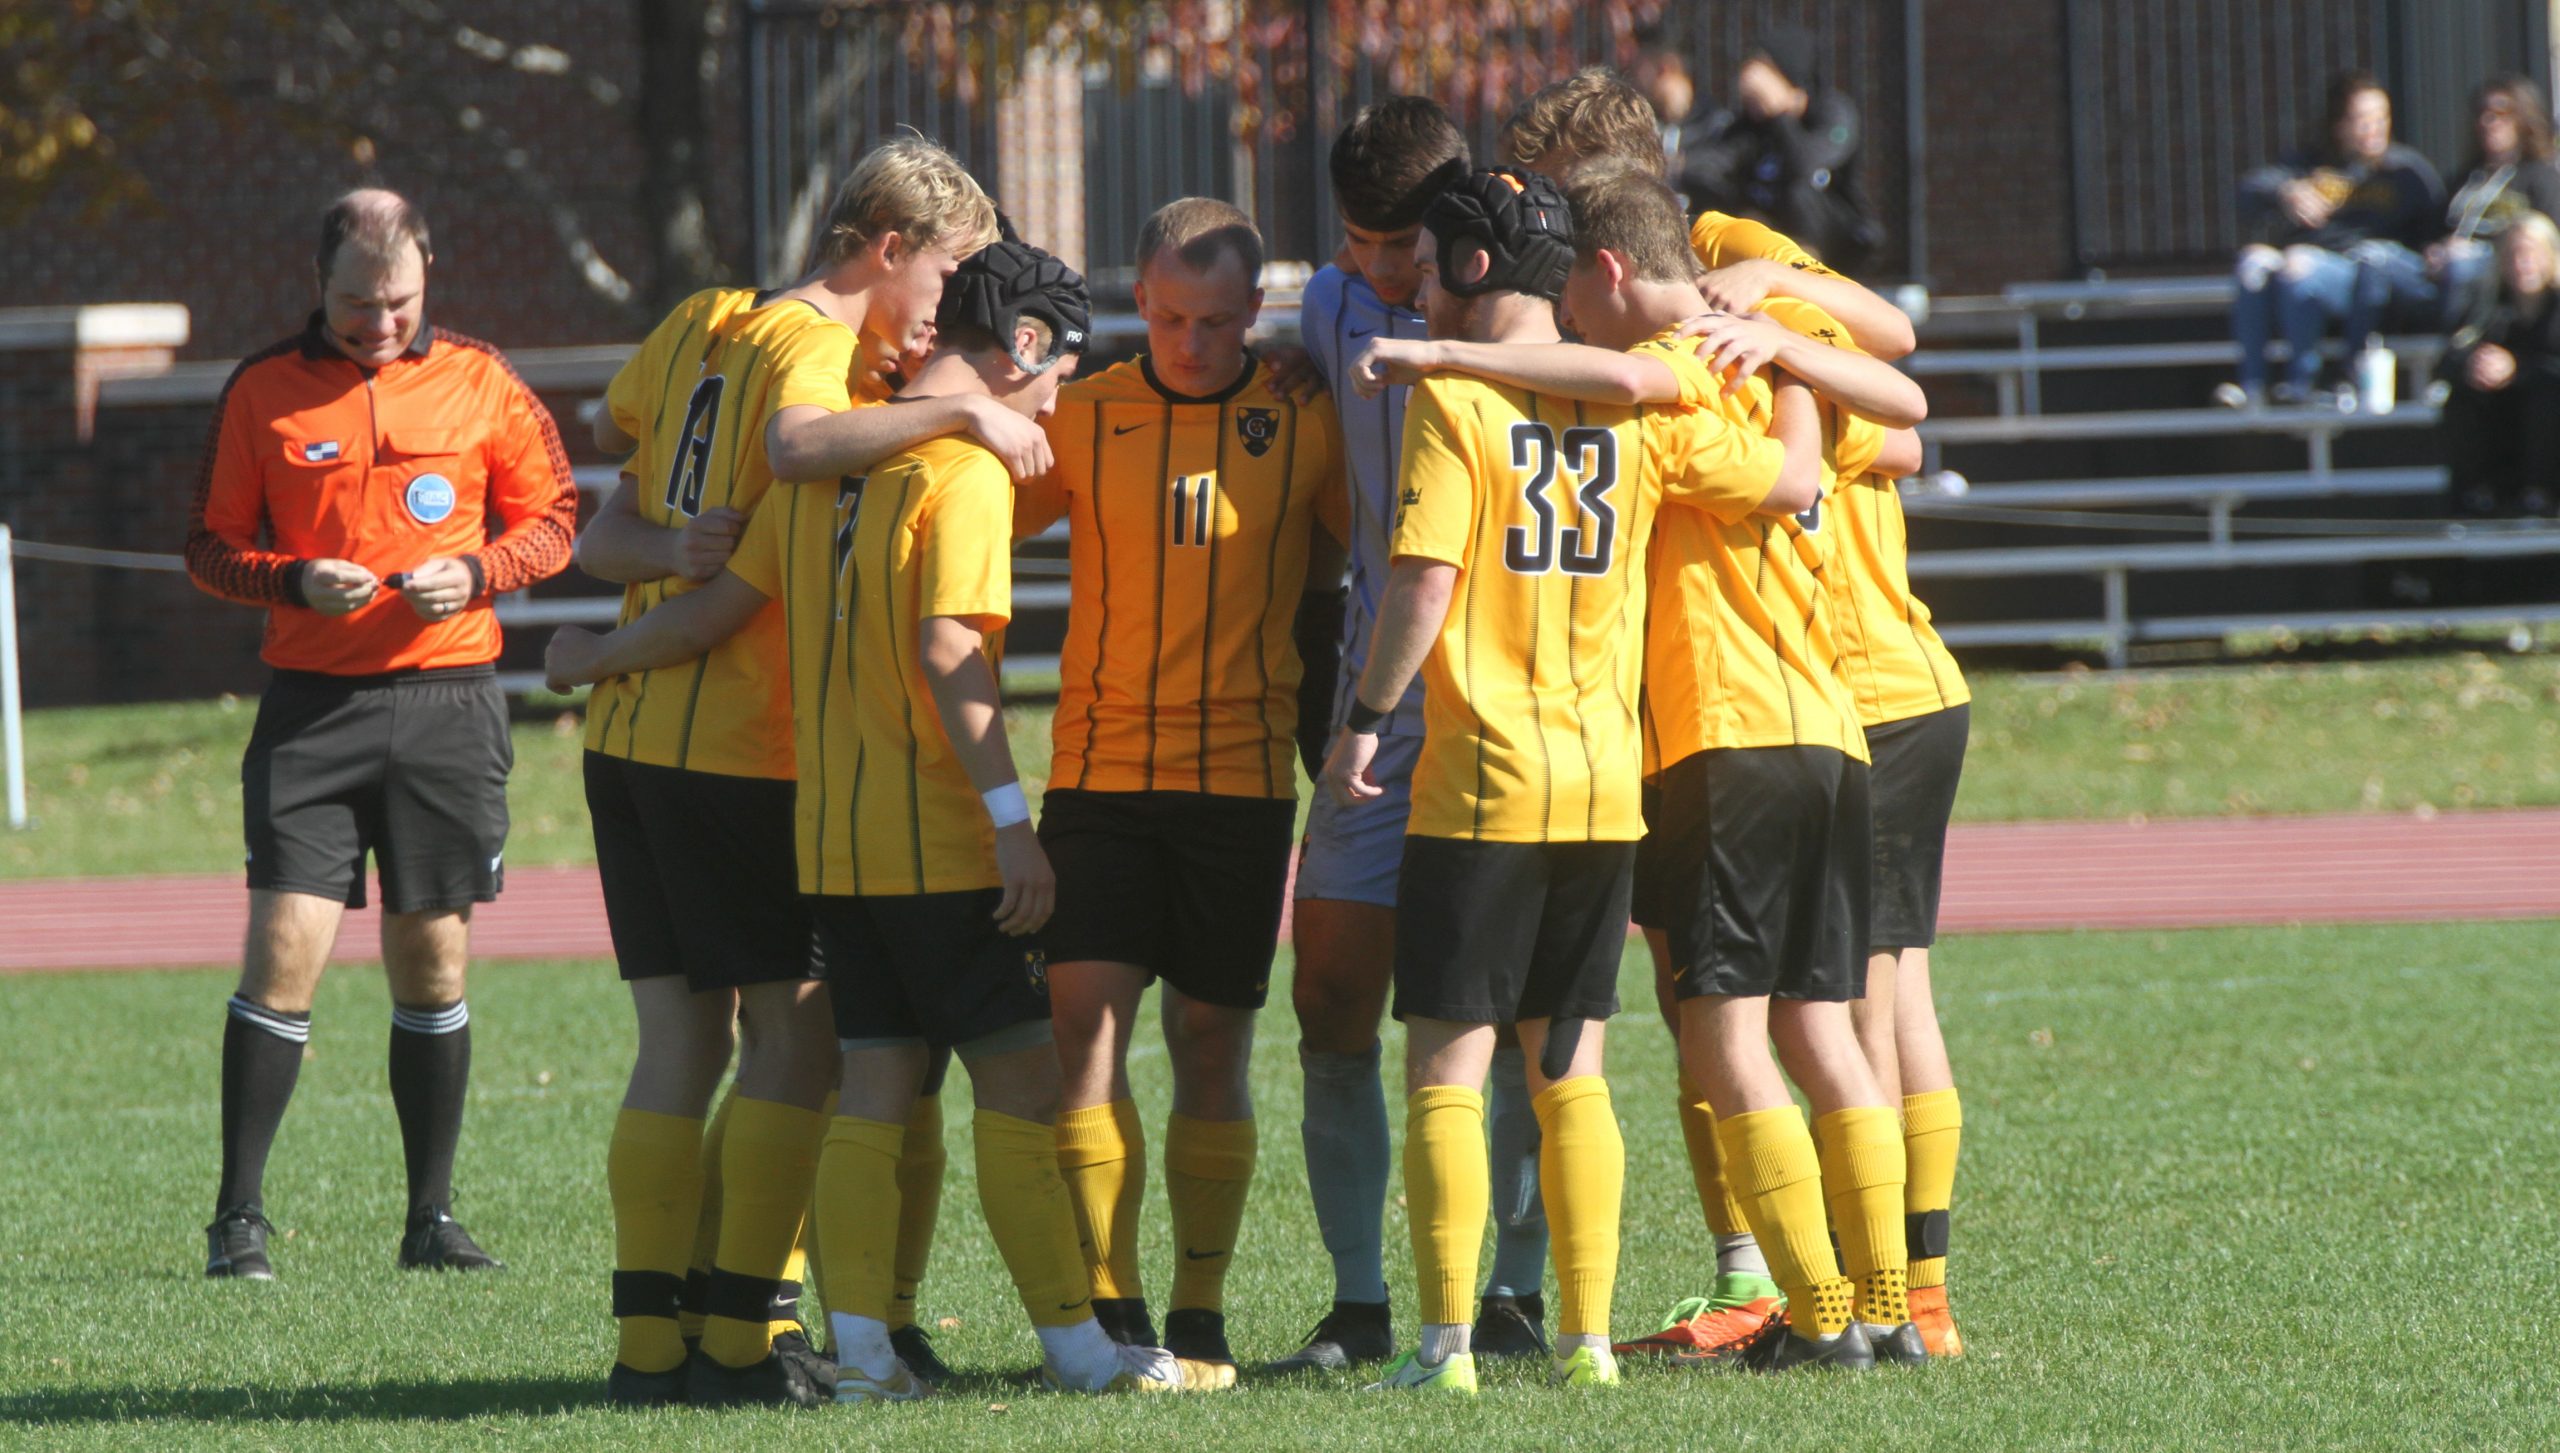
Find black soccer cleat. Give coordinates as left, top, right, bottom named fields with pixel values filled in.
left=1861, top=1321, right=1931, bottom=1366
left=889, top=1324, right=956, bottom=1386
left=398, top=1206, right=504, bottom=1271
left=1471, top=1293, right=1550, bottom=1360
left=606, top=1359, right=689, bottom=1407
left=205, top=1205, right=276, bottom=1281
left=1164, top=1308, right=1237, bottom=1366
left=1746, top=1319, right=1878, bottom=1373
left=771, top=1328, right=836, bottom=1387
left=685, top=1348, right=828, bottom=1409
left=1092, top=1296, right=1159, bottom=1348
left=1262, top=1299, right=1394, bottom=1374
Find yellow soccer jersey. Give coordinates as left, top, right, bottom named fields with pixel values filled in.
left=1016, top=356, right=1348, bottom=798
left=586, top=288, right=862, bottom=779
left=728, top=434, right=1015, bottom=896
left=1689, top=210, right=1842, bottom=279
left=1638, top=330, right=1872, bottom=770
left=1754, top=297, right=1970, bottom=724
left=1392, top=372, right=1784, bottom=843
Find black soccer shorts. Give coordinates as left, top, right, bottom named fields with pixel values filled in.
left=1391, top=836, right=1633, bottom=1026
left=1866, top=704, right=1969, bottom=951
left=1036, top=788, right=1296, bottom=1009
left=585, top=752, right=819, bottom=989
left=810, top=890, right=1051, bottom=1048
left=242, top=665, right=509, bottom=914
left=1643, top=745, right=1872, bottom=1003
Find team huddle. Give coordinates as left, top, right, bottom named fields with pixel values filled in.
left=535, top=68, right=1975, bottom=1405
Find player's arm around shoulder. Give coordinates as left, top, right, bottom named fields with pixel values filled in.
left=1650, top=372, right=1818, bottom=521
left=545, top=482, right=788, bottom=691
left=1353, top=335, right=1681, bottom=405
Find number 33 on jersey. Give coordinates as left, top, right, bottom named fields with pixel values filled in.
left=1015, top=356, right=1347, bottom=799
left=1390, top=376, right=1785, bottom=843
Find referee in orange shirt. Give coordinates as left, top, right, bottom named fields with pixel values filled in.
left=183, top=189, right=579, bottom=1279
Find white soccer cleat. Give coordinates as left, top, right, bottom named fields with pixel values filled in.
left=835, top=1358, right=934, bottom=1404
left=1043, top=1342, right=1187, bottom=1394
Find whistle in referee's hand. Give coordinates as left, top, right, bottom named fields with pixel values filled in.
left=382, top=572, right=411, bottom=591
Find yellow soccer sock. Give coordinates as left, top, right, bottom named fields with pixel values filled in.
left=889, top=1091, right=947, bottom=1330
left=1054, top=1099, right=1145, bottom=1301
left=697, top=1097, right=827, bottom=1369
left=813, top=1116, right=905, bottom=1326
left=607, top=1107, right=707, bottom=1374
left=1532, top=1077, right=1624, bottom=1340
left=1903, top=1088, right=1962, bottom=1290
left=1165, top=1114, right=1257, bottom=1312
left=976, top=1108, right=1098, bottom=1328
left=1815, top=1106, right=1911, bottom=1325
left=1717, top=1105, right=1853, bottom=1338
left=1676, top=1071, right=1750, bottom=1237
left=680, top=1089, right=736, bottom=1342
left=785, top=1090, right=839, bottom=1338
left=1404, top=1085, right=1490, bottom=1329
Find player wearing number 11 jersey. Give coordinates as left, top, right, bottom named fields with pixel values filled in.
left=574, top=140, right=999, bottom=1408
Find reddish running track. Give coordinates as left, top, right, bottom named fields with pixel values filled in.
left=4, top=809, right=2558, bottom=972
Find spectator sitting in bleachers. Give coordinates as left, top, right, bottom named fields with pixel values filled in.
left=2217, top=71, right=2444, bottom=410
left=2437, top=211, right=2560, bottom=518
left=2430, top=76, right=2560, bottom=323
left=1677, top=25, right=1883, bottom=271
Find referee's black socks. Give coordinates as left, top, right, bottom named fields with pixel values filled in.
left=388, top=1000, right=472, bottom=1215
left=217, top=994, right=311, bottom=1215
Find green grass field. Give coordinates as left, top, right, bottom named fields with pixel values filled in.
left=9, top=652, right=2560, bottom=879
left=3, top=922, right=2556, bottom=1449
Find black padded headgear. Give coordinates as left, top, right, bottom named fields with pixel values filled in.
left=937, top=239, right=1090, bottom=372
left=1422, top=167, right=1574, bottom=303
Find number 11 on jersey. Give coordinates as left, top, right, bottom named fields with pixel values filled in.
left=1170, top=474, right=1215, bottom=548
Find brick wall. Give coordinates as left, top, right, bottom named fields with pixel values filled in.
left=1917, top=0, right=2078, bottom=294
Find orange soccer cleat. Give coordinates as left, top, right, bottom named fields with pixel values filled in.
left=1612, top=1274, right=1786, bottom=1369
left=1907, top=1283, right=1965, bottom=1359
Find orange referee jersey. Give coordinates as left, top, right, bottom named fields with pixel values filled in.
left=729, top=435, right=1015, bottom=896
left=585, top=288, right=865, bottom=780
left=1638, top=331, right=1877, bottom=770
left=1392, top=368, right=1784, bottom=843
left=184, top=316, right=578, bottom=675
left=1016, top=356, right=1346, bottom=799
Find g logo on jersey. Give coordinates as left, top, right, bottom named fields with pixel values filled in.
left=1235, top=406, right=1278, bottom=458
left=405, top=473, right=456, bottom=525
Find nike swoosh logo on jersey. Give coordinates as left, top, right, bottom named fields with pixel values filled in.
left=1113, top=422, right=1147, bottom=435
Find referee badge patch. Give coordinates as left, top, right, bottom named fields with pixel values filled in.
left=1235, top=406, right=1278, bottom=458
left=405, top=473, right=456, bottom=525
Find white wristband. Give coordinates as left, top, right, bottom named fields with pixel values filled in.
left=982, top=781, right=1030, bottom=829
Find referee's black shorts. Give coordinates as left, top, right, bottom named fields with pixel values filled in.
left=1866, top=704, right=1968, bottom=951
left=242, top=665, right=509, bottom=914
left=1641, top=745, right=1871, bottom=1003
left=584, top=751, right=819, bottom=990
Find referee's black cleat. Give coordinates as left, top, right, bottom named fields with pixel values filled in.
left=1470, top=1293, right=1550, bottom=1360
left=1746, top=1320, right=1878, bottom=1373
left=771, top=1328, right=836, bottom=1387
left=1262, top=1299, right=1393, bottom=1374
left=398, top=1206, right=504, bottom=1271
left=1861, top=1321, right=1931, bottom=1366
left=889, top=1325, right=956, bottom=1387
left=1164, top=1308, right=1237, bottom=1366
left=685, top=1348, right=828, bottom=1409
left=606, top=1359, right=690, bottom=1407
left=205, top=1205, right=276, bottom=1280
left=1092, top=1297, right=1159, bottom=1348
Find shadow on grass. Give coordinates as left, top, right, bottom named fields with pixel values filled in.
left=0, top=1375, right=603, bottom=1425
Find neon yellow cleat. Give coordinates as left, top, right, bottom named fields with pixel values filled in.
left=1551, top=1343, right=1620, bottom=1386
left=1364, top=1348, right=1479, bottom=1395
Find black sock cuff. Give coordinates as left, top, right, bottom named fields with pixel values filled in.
left=390, top=1000, right=470, bottom=1036
left=612, top=1269, right=688, bottom=1320
left=768, top=1279, right=804, bottom=1323
left=1906, top=1209, right=1950, bottom=1260
left=701, top=1268, right=784, bottom=1324
left=228, top=995, right=311, bottom=1044
left=683, top=1268, right=711, bottom=1315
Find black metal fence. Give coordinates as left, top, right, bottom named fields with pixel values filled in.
left=2064, top=0, right=2552, bottom=273
left=741, top=0, right=1916, bottom=289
